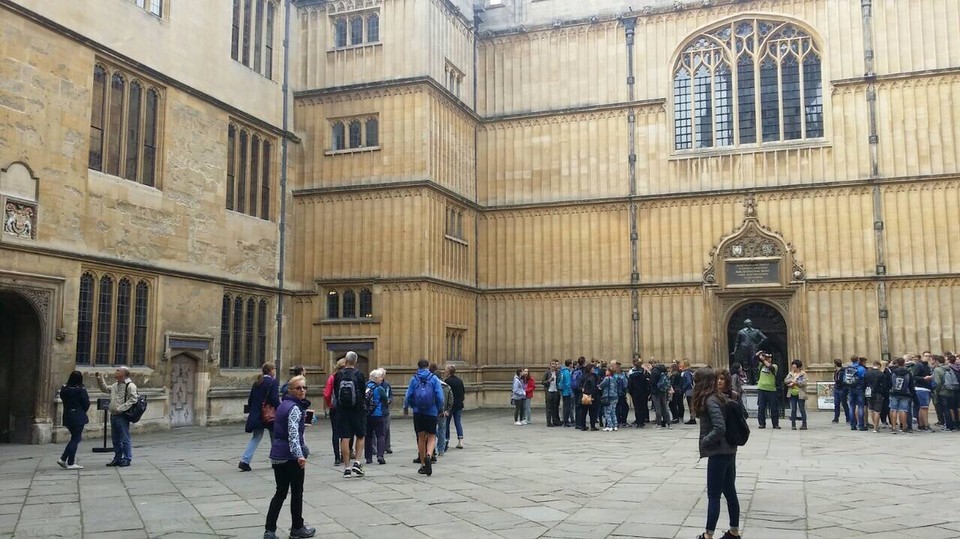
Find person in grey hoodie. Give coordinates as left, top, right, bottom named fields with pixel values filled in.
left=512, top=369, right=526, bottom=425
left=693, top=367, right=742, bottom=539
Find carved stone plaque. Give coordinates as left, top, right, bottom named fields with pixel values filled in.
left=726, top=260, right=780, bottom=286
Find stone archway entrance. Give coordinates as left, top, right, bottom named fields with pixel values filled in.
left=0, top=291, right=41, bottom=443
left=727, top=301, right=788, bottom=387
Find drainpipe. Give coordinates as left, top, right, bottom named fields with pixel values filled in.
left=274, top=0, right=292, bottom=373
left=624, top=17, right=641, bottom=360
left=861, top=0, right=889, bottom=362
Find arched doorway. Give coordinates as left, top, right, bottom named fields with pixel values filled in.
left=0, top=291, right=41, bottom=443
left=727, top=302, right=788, bottom=389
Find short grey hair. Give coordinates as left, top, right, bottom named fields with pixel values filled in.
left=115, top=365, right=130, bottom=376
left=344, top=351, right=358, bottom=365
left=370, top=368, right=385, bottom=380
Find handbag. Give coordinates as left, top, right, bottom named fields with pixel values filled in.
left=260, top=401, right=276, bottom=425
left=581, top=393, right=593, bottom=406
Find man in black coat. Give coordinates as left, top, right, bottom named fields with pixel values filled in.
left=444, top=365, right=466, bottom=449
left=627, top=359, right=650, bottom=428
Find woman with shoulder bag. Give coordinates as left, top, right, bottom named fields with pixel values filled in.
left=693, top=367, right=742, bottom=539
left=58, top=371, right=90, bottom=470
left=239, top=363, right=280, bottom=472
left=784, top=359, right=808, bottom=430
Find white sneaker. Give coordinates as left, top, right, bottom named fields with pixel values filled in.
left=521, top=421, right=529, bottom=425
left=514, top=421, right=523, bottom=426
left=56, top=459, right=67, bottom=469
left=613, top=427, right=618, bottom=431
left=66, top=464, right=84, bottom=470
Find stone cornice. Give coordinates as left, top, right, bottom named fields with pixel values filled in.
left=832, top=66, right=960, bottom=88
left=292, top=180, right=480, bottom=210
left=481, top=99, right=665, bottom=129
left=0, top=241, right=282, bottom=295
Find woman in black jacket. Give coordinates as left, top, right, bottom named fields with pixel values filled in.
left=692, top=367, right=741, bottom=539
left=58, top=371, right=90, bottom=470
left=239, top=363, right=281, bottom=472
left=579, top=366, right=599, bottom=431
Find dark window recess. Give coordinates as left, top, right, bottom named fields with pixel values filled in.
left=327, top=292, right=339, bottom=319
left=359, top=289, right=373, bottom=317
left=75, top=273, right=95, bottom=365
left=673, top=70, right=692, bottom=150
left=342, top=289, right=356, bottom=318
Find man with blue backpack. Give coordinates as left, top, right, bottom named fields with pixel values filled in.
left=403, top=359, right=444, bottom=477
left=843, top=355, right=868, bottom=431
left=571, top=357, right=585, bottom=429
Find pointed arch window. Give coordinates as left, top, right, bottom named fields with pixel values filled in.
left=331, top=121, right=345, bottom=150
left=226, top=122, right=274, bottom=220
left=365, top=118, right=379, bottom=147
left=366, top=14, right=380, bottom=42
left=75, top=273, right=95, bottom=365
left=350, top=16, right=363, bottom=45
left=348, top=120, right=362, bottom=149
left=325, top=288, right=374, bottom=319
left=334, top=18, right=348, bottom=47
left=219, top=293, right=270, bottom=369
left=359, top=289, right=373, bottom=318
left=342, top=289, right=357, bottom=318
left=327, top=291, right=340, bottom=319
left=673, top=19, right=823, bottom=150
left=88, top=64, right=162, bottom=186
left=75, top=270, right=153, bottom=366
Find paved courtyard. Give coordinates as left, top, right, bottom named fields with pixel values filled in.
left=1, top=410, right=959, bottom=539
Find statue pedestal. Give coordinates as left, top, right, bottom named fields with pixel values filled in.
left=741, top=385, right=759, bottom=418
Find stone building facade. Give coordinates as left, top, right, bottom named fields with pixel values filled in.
left=1, top=0, right=959, bottom=442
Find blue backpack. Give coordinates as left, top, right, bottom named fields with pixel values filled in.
left=571, top=369, right=583, bottom=391
left=411, top=375, right=435, bottom=411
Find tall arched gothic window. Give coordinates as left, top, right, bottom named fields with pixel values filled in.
left=673, top=19, right=823, bottom=150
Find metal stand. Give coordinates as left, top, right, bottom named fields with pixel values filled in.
left=92, top=398, right=112, bottom=453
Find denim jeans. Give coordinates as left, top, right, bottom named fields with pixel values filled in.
left=789, top=396, right=807, bottom=424
left=241, top=427, right=272, bottom=465
left=110, top=414, right=132, bottom=463
left=445, top=408, right=463, bottom=440
left=384, top=414, right=392, bottom=450
left=435, top=414, right=447, bottom=455
left=833, top=386, right=850, bottom=422
left=705, top=453, right=740, bottom=534
left=523, top=398, right=532, bottom=423
left=757, top=390, right=779, bottom=427
left=61, top=425, right=84, bottom=465
left=265, top=460, right=304, bottom=533
left=848, top=389, right=866, bottom=429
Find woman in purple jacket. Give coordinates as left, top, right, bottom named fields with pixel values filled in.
left=264, top=375, right=315, bottom=539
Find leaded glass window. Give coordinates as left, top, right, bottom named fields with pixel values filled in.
left=673, top=19, right=823, bottom=149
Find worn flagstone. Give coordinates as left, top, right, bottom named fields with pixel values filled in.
left=1, top=411, right=959, bottom=538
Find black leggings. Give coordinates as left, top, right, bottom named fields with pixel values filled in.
left=705, top=453, right=740, bottom=534
left=266, top=460, right=304, bottom=533
left=514, top=399, right=525, bottom=422
left=576, top=398, right=597, bottom=428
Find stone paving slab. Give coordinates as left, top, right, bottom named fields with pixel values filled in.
left=1, top=411, right=960, bottom=538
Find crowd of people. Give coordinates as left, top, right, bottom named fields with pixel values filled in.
left=511, top=357, right=702, bottom=432
left=829, top=351, right=960, bottom=433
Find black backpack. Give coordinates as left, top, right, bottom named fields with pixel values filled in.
left=724, top=399, right=750, bottom=447
left=336, top=371, right=359, bottom=409
left=123, top=383, right=148, bottom=423
left=890, top=370, right=912, bottom=397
